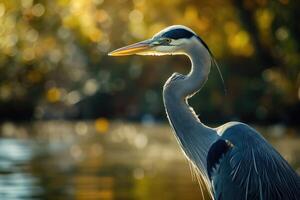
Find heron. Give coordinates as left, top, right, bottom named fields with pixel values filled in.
left=108, top=25, right=300, bottom=199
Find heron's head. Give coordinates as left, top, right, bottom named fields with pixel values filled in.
left=108, top=25, right=210, bottom=56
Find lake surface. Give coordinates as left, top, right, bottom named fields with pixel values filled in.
left=0, top=121, right=299, bottom=200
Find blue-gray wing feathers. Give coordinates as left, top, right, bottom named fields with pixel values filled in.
left=207, top=123, right=300, bottom=200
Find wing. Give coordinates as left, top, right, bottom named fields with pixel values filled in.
left=207, top=122, right=300, bottom=200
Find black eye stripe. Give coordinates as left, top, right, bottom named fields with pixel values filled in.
left=161, top=28, right=194, bottom=39
left=161, top=28, right=211, bottom=52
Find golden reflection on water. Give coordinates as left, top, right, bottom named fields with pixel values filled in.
left=0, top=122, right=299, bottom=200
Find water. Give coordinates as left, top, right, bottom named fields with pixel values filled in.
left=0, top=122, right=299, bottom=200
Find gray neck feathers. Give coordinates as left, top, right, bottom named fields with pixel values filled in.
left=184, top=39, right=211, bottom=97
left=163, top=38, right=218, bottom=191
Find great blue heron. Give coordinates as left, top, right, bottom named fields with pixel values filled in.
left=109, top=25, right=300, bottom=199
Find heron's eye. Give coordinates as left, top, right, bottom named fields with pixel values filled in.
left=162, top=38, right=172, bottom=44
left=158, top=38, right=172, bottom=45
left=164, top=38, right=172, bottom=43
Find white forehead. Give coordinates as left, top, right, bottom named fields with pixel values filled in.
left=153, top=25, right=197, bottom=38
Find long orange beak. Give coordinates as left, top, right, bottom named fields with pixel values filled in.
left=108, top=39, right=153, bottom=56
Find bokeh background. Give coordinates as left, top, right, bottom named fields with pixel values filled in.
left=0, top=0, right=299, bottom=199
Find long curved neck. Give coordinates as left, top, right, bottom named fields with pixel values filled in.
left=163, top=39, right=213, bottom=134
left=182, top=41, right=211, bottom=98
left=163, top=40, right=218, bottom=182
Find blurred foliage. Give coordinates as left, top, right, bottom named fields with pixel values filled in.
left=0, top=0, right=299, bottom=124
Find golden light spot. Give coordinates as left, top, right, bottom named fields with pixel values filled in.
left=23, top=48, right=35, bottom=61
left=75, top=122, right=88, bottom=135
left=88, top=28, right=103, bottom=42
left=46, top=87, right=61, bottom=103
left=129, top=23, right=146, bottom=39
left=25, top=29, right=39, bottom=42
left=232, top=31, right=249, bottom=47
left=6, top=34, right=18, bottom=47
left=129, top=9, right=146, bottom=39
left=134, top=134, right=148, bottom=149
left=65, top=91, right=81, bottom=105
left=96, top=10, right=108, bottom=23
left=256, top=9, right=274, bottom=30
left=276, top=27, right=289, bottom=41
left=83, top=79, right=98, bottom=95
left=229, top=30, right=254, bottom=56
left=32, top=3, right=45, bottom=17
left=95, top=118, right=109, bottom=134
left=129, top=9, right=144, bottom=23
